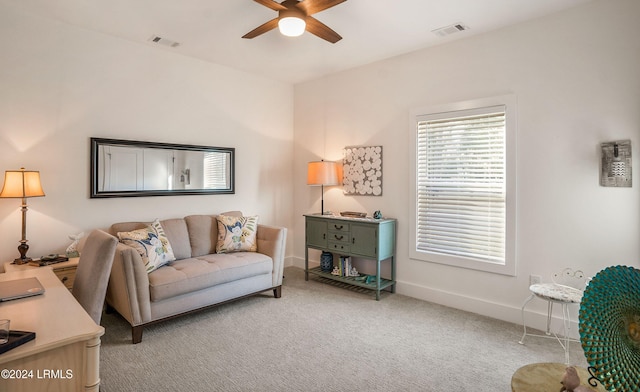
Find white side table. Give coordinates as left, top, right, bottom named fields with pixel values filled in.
left=4, top=257, right=80, bottom=290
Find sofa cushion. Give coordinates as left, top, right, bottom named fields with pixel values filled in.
left=216, top=215, right=259, bottom=253
left=184, top=215, right=218, bottom=257
left=185, top=212, right=243, bottom=257
left=116, top=219, right=176, bottom=273
left=159, top=218, right=191, bottom=260
left=147, top=252, right=273, bottom=301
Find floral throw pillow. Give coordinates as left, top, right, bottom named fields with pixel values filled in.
left=216, top=215, right=258, bottom=253
left=117, top=219, right=176, bottom=273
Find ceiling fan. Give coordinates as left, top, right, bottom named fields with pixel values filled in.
left=242, top=0, right=347, bottom=44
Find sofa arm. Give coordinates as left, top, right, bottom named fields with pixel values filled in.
left=257, top=224, right=287, bottom=287
left=106, top=243, right=152, bottom=326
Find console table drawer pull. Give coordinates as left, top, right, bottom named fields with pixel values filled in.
left=334, top=235, right=343, bottom=241
left=334, top=225, right=344, bottom=230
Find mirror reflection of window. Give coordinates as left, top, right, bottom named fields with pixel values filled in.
left=204, top=152, right=230, bottom=189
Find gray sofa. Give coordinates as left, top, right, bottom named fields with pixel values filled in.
left=105, top=212, right=286, bottom=343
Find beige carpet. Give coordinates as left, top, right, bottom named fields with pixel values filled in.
left=99, top=267, right=588, bottom=391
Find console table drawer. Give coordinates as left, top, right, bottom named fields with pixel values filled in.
left=329, top=222, right=349, bottom=232
left=328, top=242, right=350, bottom=252
left=328, top=232, right=350, bottom=243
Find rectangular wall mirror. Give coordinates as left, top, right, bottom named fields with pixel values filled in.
left=91, top=138, right=235, bottom=198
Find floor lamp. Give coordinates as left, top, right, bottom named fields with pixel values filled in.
left=307, top=160, right=339, bottom=215
left=0, top=168, right=45, bottom=264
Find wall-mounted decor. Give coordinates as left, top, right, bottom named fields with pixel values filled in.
left=90, top=138, right=234, bottom=198
left=600, top=140, right=631, bottom=187
left=343, top=145, right=382, bottom=196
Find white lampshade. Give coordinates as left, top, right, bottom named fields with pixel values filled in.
left=278, top=16, right=306, bottom=37
left=0, top=168, right=45, bottom=198
left=307, top=161, right=339, bottom=186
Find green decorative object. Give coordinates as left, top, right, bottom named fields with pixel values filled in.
left=579, top=265, right=640, bottom=392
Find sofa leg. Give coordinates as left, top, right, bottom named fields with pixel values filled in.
left=273, top=285, right=282, bottom=298
left=132, top=326, right=143, bottom=344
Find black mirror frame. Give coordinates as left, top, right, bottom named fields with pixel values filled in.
left=90, top=137, right=235, bottom=198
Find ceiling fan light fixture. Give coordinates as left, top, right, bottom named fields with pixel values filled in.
left=243, top=0, right=345, bottom=43
left=278, top=16, right=306, bottom=37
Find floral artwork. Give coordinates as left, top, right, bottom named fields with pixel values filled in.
left=343, top=146, right=383, bottom=196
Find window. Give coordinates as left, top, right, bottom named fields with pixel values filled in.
left=410, top=96, right=516, bottom=275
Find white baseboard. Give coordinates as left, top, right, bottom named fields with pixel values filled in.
left=396, top=279, right=581, bottom=340
left=285, top=255, right=314, bottom=268
left=289, top=256, right=580, bottom=339
left=284, top=256, right=296, bottom=268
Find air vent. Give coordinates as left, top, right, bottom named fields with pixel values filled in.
left=431, top=23, right=469, bottom=37
left=148, top=35, right=180, bottom=48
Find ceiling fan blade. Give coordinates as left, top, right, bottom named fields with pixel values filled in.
left=242, top=18, right=279, bottom=39
left=305, top=16, right=342, bottom=43
left=298, top=0, right=347, bottom=15
left=253, top=0, right=287, bottom=11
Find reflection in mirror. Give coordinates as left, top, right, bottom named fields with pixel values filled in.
left=91, top=138, right=234, bottom=198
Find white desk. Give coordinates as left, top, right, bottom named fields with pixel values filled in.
left=0, top=268, right=104, bottom=392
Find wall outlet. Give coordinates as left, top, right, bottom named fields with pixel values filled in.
left=530, top=274, right=542, bottom=286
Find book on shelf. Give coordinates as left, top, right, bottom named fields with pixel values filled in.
left=339, top=256, right=351, bottom=277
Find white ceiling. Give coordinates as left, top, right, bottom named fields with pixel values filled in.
left=5, top=0, right=594, bottom=84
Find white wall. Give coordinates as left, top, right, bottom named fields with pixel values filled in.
left=293, top=0, right=640, bottom=336
left=0, top=3, right=295, bottom=262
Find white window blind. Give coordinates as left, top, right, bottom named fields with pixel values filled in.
left=203, top=152, right=229, bottom=189
left=416, top=106, right=506, bottom=265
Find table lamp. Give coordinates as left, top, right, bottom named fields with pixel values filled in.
left=0, top=168, right=45, bottom=264
left=307, top=160, right=339, bottom=215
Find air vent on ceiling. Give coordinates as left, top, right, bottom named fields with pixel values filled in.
left=431, top=23, right=469, bottom=37
left=149, top=35, right=180, bottom=48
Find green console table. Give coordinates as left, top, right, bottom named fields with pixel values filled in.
left=304, top=214, right=396, bottom=300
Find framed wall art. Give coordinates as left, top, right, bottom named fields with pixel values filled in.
left=600, top=140, right=631, bottom=187
left=342, top=145, right=383, bottom=196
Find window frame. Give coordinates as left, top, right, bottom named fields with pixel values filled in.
left=409, top=95, right=517, bottom=276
